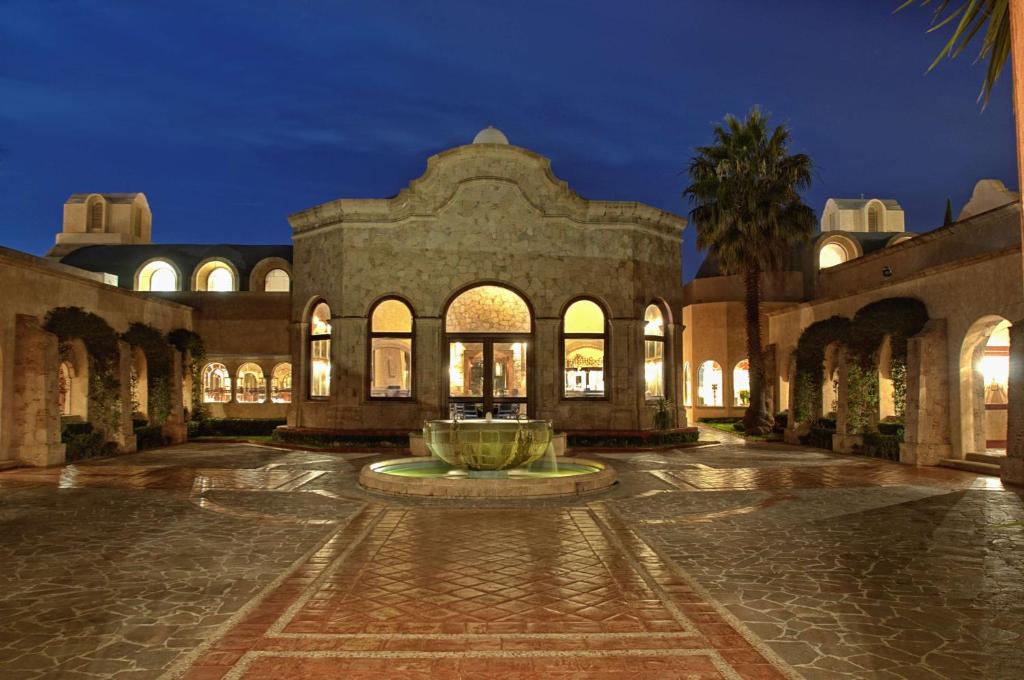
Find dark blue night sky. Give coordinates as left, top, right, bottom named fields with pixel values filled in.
left=1, top=0, right=1016, bottom=280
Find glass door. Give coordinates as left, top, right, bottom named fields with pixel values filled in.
left=448, top=338, right=529, bottom=419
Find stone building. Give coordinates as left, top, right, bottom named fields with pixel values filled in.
left=2, top=128, right=1023, bottom=488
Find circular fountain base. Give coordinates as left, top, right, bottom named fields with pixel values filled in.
left=358, top=457, right=616, bottom=498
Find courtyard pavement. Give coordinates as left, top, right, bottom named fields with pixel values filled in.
left=0, top=429, right=1021, bottom=679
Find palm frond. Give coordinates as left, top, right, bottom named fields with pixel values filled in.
left=897, top=0, right=1010, bottom=106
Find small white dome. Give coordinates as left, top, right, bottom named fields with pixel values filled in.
left=472, top=126, right=509, bottom=145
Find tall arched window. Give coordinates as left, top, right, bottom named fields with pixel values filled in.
left=202, top=363, right=231, bottom=403
left=683, top=361, right=692, bottom=407
left=563, top=299, right=606, bottom=398
left=868, top=205, right=880, bottom=232
left=271, top=363, right=292, bottom=403
left=733, top=359, right=751, bottom=406
left=644, top=304, right=665, bottom=399
left=136, top=260, right=179, bottom=291
left=369, top=298, right=413, bottom=398
left=236, top=363, right=266, bottom=403
left=194, top=260, right=236, bottom=292
left=698, top=360, right=723, bottom=407
left=309, top=302, right=332, bottom=398
left=265, top=269, right=290, bottom=292
left=58, top=361, right=72, bottom=416
left=88, top=198, right=104, bottom=232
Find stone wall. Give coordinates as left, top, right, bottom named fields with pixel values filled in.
left=288, top=143, right=687, bottom=432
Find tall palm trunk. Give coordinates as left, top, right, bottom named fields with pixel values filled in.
left=742, top=262, right=772, bottom=433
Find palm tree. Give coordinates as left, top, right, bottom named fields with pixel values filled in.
left=684, top=108, right=817, bottom=434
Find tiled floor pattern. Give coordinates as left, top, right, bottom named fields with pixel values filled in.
left=175, top=504, right=789, bottom=679
left=1, top=434, right=1022, bottom=679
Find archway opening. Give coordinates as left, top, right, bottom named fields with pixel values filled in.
left=733, top=359, right=750, bottom=407
left=697, top=360, right=723, bottom=407
left=960, top=316, right=1011, bottom=457
left=445, top=285, right=531, bottom=419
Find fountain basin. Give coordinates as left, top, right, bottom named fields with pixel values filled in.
left=423, top=418, right=552, bottom=470
left=358, top=457, right=616, bottom=498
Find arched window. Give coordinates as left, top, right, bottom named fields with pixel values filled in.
left=136, top=260, right=179, bottom=291
left=369, top=298, right=413, bottom=398
left=733, top=359, right=751, bottom=406
left=697, top=360, right=723, bottom=407
left=235, top=363, right=266, bottom=403
left=868, top=205, right=880, bottom=232
left=58, top=362, right=72, bottom=416
left=309, top=302, right=332, bottom=398
left=563, top=299, right=606, bottom=398
left=270, top=363, right=292, bottom=403
left=88, top=198, right=104, bottom=232
left=818, top=243, right=848, bottom=270
left=202, top=363, right=231, bottom=403
left=265, top=269, right=290, bottom=292
left=194, top=260, right=236, bottom=292
left=683, top=361, right=692, bottom=407
left=644, top=304, right=665, bottom=399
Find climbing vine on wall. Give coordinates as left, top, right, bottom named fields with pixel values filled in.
left=43, top=306, right=121, bottom=436
left=792, top=299, right=928, bottom=431
left=793, top=316, right=851, bottom=422
left=167, top=328, right=206, bottom=421
left=122, top=322, right=174, bottom=426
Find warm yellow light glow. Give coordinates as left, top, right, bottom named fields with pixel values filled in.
left=235, top=363, right=266, bottom=403
left=271, top=363, right=292, bottom=403
left=372, top=299, right=413, bottom=333
left=980, top=355, right=1009, bottom=388
left=733, top=359, right=750, bottom=406
left=818, top=243, right=847, bottom=269
left=564, top=300, right=604, bottom=333
left=137, top=260, right=177, bottom=291
left=698, top=360, right=723, bottom=407
left=644, top=305, right=664, bottom=337
left=202, top=362, right=231, bottom=403
left=207, top=266, right=234, bottom=292
left=446, top=285, right=530, bottom=333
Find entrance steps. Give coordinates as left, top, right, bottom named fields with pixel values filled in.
left=939, top=455, right=1002, bottom=476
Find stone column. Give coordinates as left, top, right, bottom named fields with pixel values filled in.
left=902, top=319, right=952, bottom=466
left=666, top=321, right=685, bottom=427
left=162, top=350, right=187, bottom=444
left=533, top=317, right=560, bottom=424
left=11, top=315, right=65, bottom=466
left=1001, top=320, right=1024, bottom=485
left=112, top=340, right=137, bottom=454
left=287, top=321, right=304, bottom=427
left=832, top=348, right=861, bottom=454
left=415, top=317, right=443, bottom=421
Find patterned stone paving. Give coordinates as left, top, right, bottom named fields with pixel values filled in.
left=0, top=431, right=1021, bottom=678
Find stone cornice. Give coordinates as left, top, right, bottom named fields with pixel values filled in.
left=289, top=144, right=686, bottom=239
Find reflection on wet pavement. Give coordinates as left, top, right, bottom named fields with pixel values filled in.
left=0, top=438, right=1020, bottom=679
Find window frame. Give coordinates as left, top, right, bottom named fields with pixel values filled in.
left=560, top=297, right=609, bottom=401
left=643, top=302, right=667, bottom=402
left=308, top=301, right=332, bottom=401
left=366, top=296, right=416, bottom=401
left=270, top=362, right=293, bottom=404
left=235, top=362, right=268, bottom=404
left=201, top=362, right=232, bottom=404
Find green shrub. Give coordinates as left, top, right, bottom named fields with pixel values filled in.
left=860, top=432, right=901, bottom=461
left=813, top=417, right=837, bottom=431
left=697, top=417, right=742, bottom=424
left=773, top=412, right=788, bottom=433
left=61, top=422, right=115, bottom=462
left=134, top=425, right=169, bottom=451
left=732, top=421, right=745, bottom=433
left=877, top=422, right=905, bottom=439
left=804, top=427, right=835, bottom=451
left=192, top=418, right=286, bottom=437
left=273, top=428, right=409, bottom=448
left=567, top=429, right=699, bottom=448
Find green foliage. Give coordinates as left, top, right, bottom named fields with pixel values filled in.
left=651, top=398, right=675, bottom=430
left=134, top=425, right=169, bottom=451
left=44, top=307, right=122, bottom=437
left=793, top=316, right=852, bottom=422
left=697, top=417, right=742, bottom=424
left=566, top=429, right=699, bottom=448
left=773, top=411, right=789, bottom=433
left=192, top=418, right=286, bottom=437
left=167, top=328, right=206, bottom=421
left=122, top=322, right=175, bottom=425
left=891, top=359, right=908, bottom=419
left=878, top=421, right=906, bottom=439
left=732, top=421, right=746, bottom=433
left=273, top=428, right=410, bottom=449
left=61, top=422, right=117, bottom=461
left=898, top=0, right=1010, bottom=106
left=860, top=431, right=902, bottom=461
left=845, top=362, right=879, bottom=434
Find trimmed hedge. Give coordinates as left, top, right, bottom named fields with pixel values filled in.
left=697, top=417, right=742, bottom=424
left=191, top=418, right=287, bottom=437
left=61, top=422, right=117, bottom=462
left=773, top=412, right=788, bottom=434
left=273, top=428, right=408, bottom=449
left=567, top=429, right=699, bottom=448
left=134, top=425, right=169, bottom=451
left=860, top=432, right=901, bottom=461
